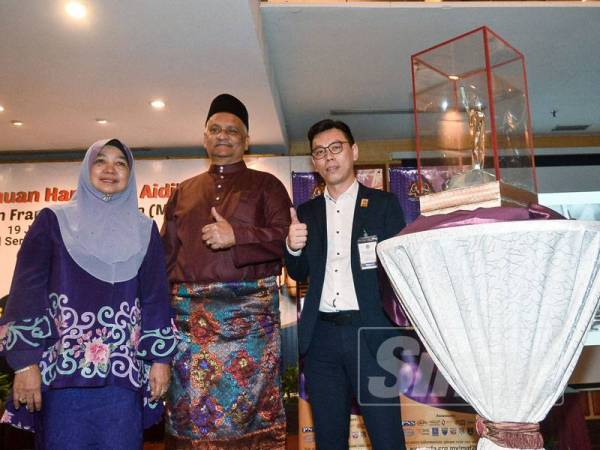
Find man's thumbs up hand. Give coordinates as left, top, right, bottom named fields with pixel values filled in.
left=287, top=207, right=308, bottom=251
left=290, top=207, right=300, bottom=224
left=201, top=207, right=235, bottom=250
left=211, top=206, right=225, bottom=222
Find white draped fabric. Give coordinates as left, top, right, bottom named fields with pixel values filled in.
left=377, top=220, right=600, bottom=450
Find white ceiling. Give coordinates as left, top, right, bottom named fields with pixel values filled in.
left=1, top=1, right=599, bottom=154
left=0, top=0, right=286, bottom=153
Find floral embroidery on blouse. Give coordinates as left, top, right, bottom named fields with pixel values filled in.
left=0, top=317, right=53, bottom=352
left=31, top=292, right=177, bottom=387
left=0, top=409, right=33, bottom=432
left=137, top=327, right=178, bottom=358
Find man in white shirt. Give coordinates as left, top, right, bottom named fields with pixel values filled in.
left=285, top=119, right=407, bottom=450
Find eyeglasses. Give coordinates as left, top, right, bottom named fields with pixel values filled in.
left=311, top=141, right=349, bottom=160
left=206, top=125, right=244, bottom=139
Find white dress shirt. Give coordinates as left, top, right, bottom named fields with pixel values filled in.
left=319, top=180, right=360, bottom=312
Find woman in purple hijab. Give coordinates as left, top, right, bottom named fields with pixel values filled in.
left=0, top=139, right=177, bottom=449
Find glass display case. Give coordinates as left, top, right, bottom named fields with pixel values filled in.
left=411, top=27, right=538, bottom=214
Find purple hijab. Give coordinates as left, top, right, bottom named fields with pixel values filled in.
left=50, top=139, right=152, bottom=283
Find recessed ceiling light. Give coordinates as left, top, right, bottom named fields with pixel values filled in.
left=150, top=99, right=166, bottom=110
left=96, top=118, right=108, bottom=124
left=11, top=120, right=24, bottom=127
left=0, top=105, right=4, bottom=113
left=65, top=2, right=87, bottom=19
left=448, top=75, right=460, bottom=80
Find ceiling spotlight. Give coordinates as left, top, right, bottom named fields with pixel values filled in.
left=0, top=105, right=4, bottom=112
left=11, top=120, right=24, bottom=127
left=448, top=75, right=460, bottom=81
left=96, top=118, right=108, bottom=124
left=65, top=2, right=87, bottom=19
left=150, top=99, right=166, bottom=110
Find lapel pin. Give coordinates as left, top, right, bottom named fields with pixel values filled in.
left=360, top=198, right=369, bottom=208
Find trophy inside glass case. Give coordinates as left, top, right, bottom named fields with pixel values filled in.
left=412, top=27, right=538, bottom=214
left=442, top=87, right=496, bottom=190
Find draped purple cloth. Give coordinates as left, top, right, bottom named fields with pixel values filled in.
left=402, top=203, right=564, bottom=235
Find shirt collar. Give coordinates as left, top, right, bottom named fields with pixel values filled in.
left=324, top=179, right=359, bottom=203
left=208, top=160, right=247, bottom=175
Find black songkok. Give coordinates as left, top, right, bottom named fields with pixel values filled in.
left=205, top=93, right=249, bottom=130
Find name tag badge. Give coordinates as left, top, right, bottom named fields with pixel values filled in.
left=357, top=234, right=378, bottom=270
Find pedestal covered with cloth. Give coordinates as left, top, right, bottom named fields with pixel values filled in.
left=378, top=205, right=600, bottom=450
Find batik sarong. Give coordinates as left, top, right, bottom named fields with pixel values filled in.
left=165, top=276, right=286, bottom=449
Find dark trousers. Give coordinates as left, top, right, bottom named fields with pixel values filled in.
left=303, top=314, right=406, bottom=450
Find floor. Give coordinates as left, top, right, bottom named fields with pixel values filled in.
left=143, top=435, right=298, bottom=450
